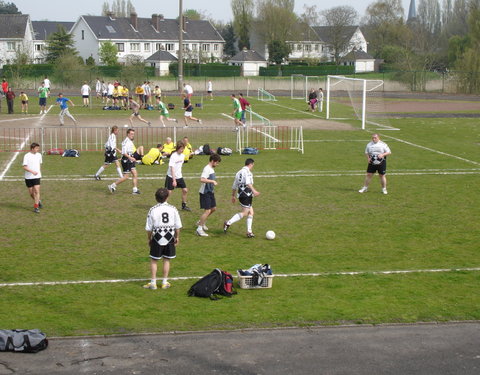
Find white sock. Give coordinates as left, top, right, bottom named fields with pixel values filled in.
left=112, top=183, right=117, bottom=188
left=228, top=212, right=243, bottom=225
left=247, top=215, right=253, bottom=233
left=162, top=278, right=168, bottom=284
left=95, top=166, right=104, bottom=176
left=197, top=225, right=203, bottom=231
left=133, top=187, right=138, bottom=192
left=116, top=167, right=123, bottom=178
left=150, top=279, right=156, bottom=284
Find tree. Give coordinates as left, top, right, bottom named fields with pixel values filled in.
left=216, top=22, right=237, bottom=58
left=231, top=0, right=254, bottom=50
left=256, top=0, right=299, bottom=44
left=300, top=4, right=319, bottom=27
left=53, top=53, right=89, bottom=87
left=120, top=55, right=145, bottom=90
left=99, top=41, right=119, bottom=66
left=45, top=25, right=78, bottom=63
left=321, top=6, right=359, bottom=64
left=101, top=0, right=135, bottom=17
left=183, top=9, right=204, bottom=20
left=0, top=1, right=20, bottom=14
left=268, top=40, right=291, bottom=67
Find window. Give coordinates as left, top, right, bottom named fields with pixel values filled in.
left=35, top=44, right=43, bottom=51
left=116, top=43, right=124, bottom=52
left=296, top=44, right=302, bottom=51
left=165, top=43, right=174, bottom=51
left=81, top=30, right=85, bottom=40
left=191, top=44, right=197, bottom=51
left=130, top=43, right=140, bottom=52
left=214, top=44, right=219, bottom=51
left=305, top=45, right=311, bottom=52
left=202, top=44, right=210, bottom=52
left=7, top=42, right=16, bottom=51
left=314, top=44, right=319, bottom=51
left=105, top=25, right=116, bottom=33
left=144, top=43, right=150, bottom=51
left=183, top=43, right=189, bottom=51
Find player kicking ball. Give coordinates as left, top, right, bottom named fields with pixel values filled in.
left=223, top=158, right=260, bottom=238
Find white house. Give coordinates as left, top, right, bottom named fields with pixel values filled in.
left=70, top=13, right=225, bottom=66
left=32, top=21, right=74, bottom=64
left=228, top=49, right=267, bottom=77
left=0, top=14, right=34, bottom=68
left=144, top=50, right=177, bottom=76
left=341, top=49, right=376, bottom=73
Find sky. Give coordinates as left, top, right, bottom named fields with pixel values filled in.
left=12, top=0, right=413, bottom=23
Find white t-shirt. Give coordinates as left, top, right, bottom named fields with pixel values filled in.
left=95, top=80, right=102, bottom=92
left=145, top=202, right=182, bottom=246
left=107, top=83, right=114, bottom=96
left=199, top=164, right=215, bottom=194
left=105, top=133, right=117, bottom=150
left=81, top=84, right=91, bottom=96
left=232, top=166, right=253, bottom=197
left=43, top=78, right=51, bottom=89
left=365, top=140, right=391, bottom=158
left=168, top=151, right=185, bottom=179
left=184, top=84, right=193, bottom=95
left=207, top=81, right=212, bottom=91
left=121, top=137, right=135, bottom=155
left=23, top=152, right=42, bottom=179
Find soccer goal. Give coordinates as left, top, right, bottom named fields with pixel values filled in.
left=291, top=75, right=324, bottom=101
left=326, top=75, right=396, bottom=130
left=257, top=88, right=277, bottom=101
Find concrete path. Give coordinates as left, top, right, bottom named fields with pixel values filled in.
left=1, top=322, right=479, bottom=374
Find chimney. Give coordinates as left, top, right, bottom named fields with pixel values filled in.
left=106, top=11, right=114, bottom=20
left=159, top=14, right=164, bottom=21
left=130, top=12, right=138, bottom=30
left=151, top=14, right=159, bottom=32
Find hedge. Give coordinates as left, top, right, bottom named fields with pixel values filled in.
left=260, top=65, right=355, bottom=76
left=169, top=63, right=241, bottom=77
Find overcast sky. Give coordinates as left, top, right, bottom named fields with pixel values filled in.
left=13, top=0, right=413, bottom=23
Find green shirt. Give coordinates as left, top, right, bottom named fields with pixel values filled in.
left=38, top=87, right=49, bottom=98
left=233, top=98, right=241, bottom=112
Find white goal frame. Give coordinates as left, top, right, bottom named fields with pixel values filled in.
left=326, top=75, right=384, bottom=130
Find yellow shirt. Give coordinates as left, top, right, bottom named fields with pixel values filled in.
left=162, top=142, right=175, bottom=156
left=122, top=87, right=129, bottom=97
left=182, top=142, right=193, bottom=160
left=19, top=93, right=29, bottom=101
left=142, top=148, right=161, bottom=165
left=135, top=86, right=145, bottom=95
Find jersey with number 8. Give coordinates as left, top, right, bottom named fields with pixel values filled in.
left=145, top=202, right=182, bottom=246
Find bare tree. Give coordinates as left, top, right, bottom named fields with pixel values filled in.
left=231, top=0, right=254, bottom=50
left=256, top=0, right=298, bottom=43
left=321, top=6, right=359, bottom=64
left=300, top=4, right=319, bottom=26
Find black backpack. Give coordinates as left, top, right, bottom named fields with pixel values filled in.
left=188, top=268, right=236, bottom=300
left=0, top=329, right=48, bottom=353
left=202, top=143, right=211, bottom=155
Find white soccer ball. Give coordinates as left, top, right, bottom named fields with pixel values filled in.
left=266, top=230, right=276, bottom=240
left=123, top=124, right=128, bottom=127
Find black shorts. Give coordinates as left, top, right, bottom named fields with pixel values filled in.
left=200, top=192, right=216, bottom=210
left=104, top=150, right=117, bottom=164
left=82, top=95, right=89, bottom=99
left=39, top=98, right=46, bottom=106
left=367, top=160, right=387, bottom=175
left=25, top=178, right=40, bottom=188
left=165, top=175, right=187, bottom=190
left=239, top=195, right=253, bottom=208
left=133, top=152, right=142, bottom=161
left=149, top=241, right=176, bottom=260
left=121, top=157, right=135, bottom=173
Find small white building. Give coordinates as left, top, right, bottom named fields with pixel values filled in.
left=70, top=13, right=225, bottom=65
left=342, top=50, right=376, bottom=73
left=0, top=14, right=34, bottom=68
left=229, top=49, right=267, bottom=77
left=145, top=50, right=177, bottom=76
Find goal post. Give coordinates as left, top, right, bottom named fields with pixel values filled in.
left=326, top=75, right=385, bottom=130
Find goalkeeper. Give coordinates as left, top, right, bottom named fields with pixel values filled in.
left=358, top=133, right=391, bottom=195
left=142, top=144, right=164, bottom=166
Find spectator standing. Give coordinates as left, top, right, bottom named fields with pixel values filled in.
left=5, top=88, right=15, bottom=114
left=95, top=78, right=102, bottom=99
left=238, top=93, right=250, bottom=125
left=81, top=81, right=91, bottom=107
left=207, top=80, right=213, bottom=99
left=19, top=91, right=29, bottom=114
left=1, top=78, right=8, bottom=94
left=38, top=82, right=49, bottom=114
left=183, top=83, right=193, bottom=99
left=43, top=76, right=51, bottom=92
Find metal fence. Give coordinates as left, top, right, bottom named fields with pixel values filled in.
left=0, top=125, right=303, bottom=154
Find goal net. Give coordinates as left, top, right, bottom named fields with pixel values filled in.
left=326, top=75, right=397, bottom=130
left=290, top=75, right=324, bottom=102
left=257, top=88, right=277, bottom=101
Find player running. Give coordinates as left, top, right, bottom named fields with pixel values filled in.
left=223, top=158, right=260, bottom=238
left=94, top=125, right=123, bottom=180
left=157, top=100, right=178, bottom=127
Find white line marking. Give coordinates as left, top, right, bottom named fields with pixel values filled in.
left=221, top=113, right=235, bottom=120
left=266, top=101, right=325, bottom=119
left=0, top=116, right=42, bottom=123
left=380, top=133, right=480, bottom=166
left=1, top=267, right=479, bottom=287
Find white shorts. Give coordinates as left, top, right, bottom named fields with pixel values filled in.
left=184, top=111, right=192, bottom=117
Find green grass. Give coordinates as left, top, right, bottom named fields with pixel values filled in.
left=1, top=96, right=479, bottom=336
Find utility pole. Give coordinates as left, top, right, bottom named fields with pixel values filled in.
left=178, top=0, right=184, bottom=91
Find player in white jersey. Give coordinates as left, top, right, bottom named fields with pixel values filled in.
left=223, top=158, right=260, bottom=238
left=22, top=142, right=43, bottom=213
left=196, top=153, right=222, bottom=237
left=94, top=126, right=123, bottom=180
left=359, top=133, right=392, bottom=195
left=165, top=141, right=191, bottom=211
left=107, top=128, right=141, bottom=194
left=144, top=188, right=182, bottom=290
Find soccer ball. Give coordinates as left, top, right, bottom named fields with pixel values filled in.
left=266, top=230, right=276, bottom=240
left=123, top=124, right=128, bottom=127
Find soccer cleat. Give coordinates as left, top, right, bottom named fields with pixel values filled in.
left=246, top=232, right=255, bottom=238
left=223, top=221, right=230, bottom=233
left=132, top=190, right=141, bottom=195
left=183, top=125, right=189, bottom=129
left=143, top=282, right=157, bottom=290
left=108, top=184, right=116, bottom=193
left=198, top=119, right=202, bottom=124
left=196, top=221, right=208, bottom=231
left=382, top=188, right=388, bottom=195
left=94, top=175, right=101, bottom=181
left=161, top=282, right=171, bottom=289
left=39, top=111, right=43, bottom=114
left=147, top=121, right=151, bottom=126
left=196, top=228, right=209, bottom=237
left=181, top=205, right=191, bottom=211
left=358, top=187, right=368, bottom=193
left=33, top=207, right=40, bottom=213
left=38, top=201, right=43, bottom=209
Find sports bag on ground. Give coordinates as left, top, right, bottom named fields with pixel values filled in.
left=0, top=329, right=48, bottom=353
left=217, top=147, right=232, bottom=156
left=188, top=268, right=236, bottom=300
left=242, top=147, right=259, bottom=155
left=62, top=149, right=80, bottom=157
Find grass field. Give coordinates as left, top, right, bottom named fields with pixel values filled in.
left=0, top=94, right=479, bottom=337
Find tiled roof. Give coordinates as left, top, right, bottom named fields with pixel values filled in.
left=229, top=49, right=266, bottom=62
left=32, top=21, right=74, bottom=41
left=312, top=26, right=359, bottom=44
left=145, top=50, right=177, bottom=62
left=0, top=14, right=29, bottom=39
left=82, top=15, right=224, bottom=42
left=343, top=49, right=374, bottom=60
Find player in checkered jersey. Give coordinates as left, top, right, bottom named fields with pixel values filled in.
left=223, top=158, right=260, bottom=238
left=143, top=188, right=182, bottom=290
left=358, top=133, right=392, bottom=195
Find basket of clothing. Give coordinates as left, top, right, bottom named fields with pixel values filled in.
left=237, top=264, right=273, bottom=289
